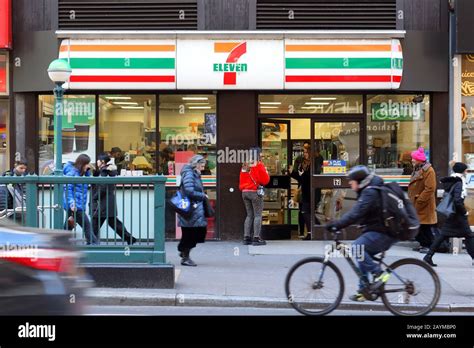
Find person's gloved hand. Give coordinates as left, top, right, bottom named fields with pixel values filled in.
left=325, top=222, right=339, bottom=232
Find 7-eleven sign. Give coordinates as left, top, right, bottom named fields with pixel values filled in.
left=177, top=39, right=283, bottom=89
left=212, top=42, right=247, bottom=85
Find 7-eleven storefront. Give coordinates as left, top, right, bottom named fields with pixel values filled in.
left=49, top=30, right=438, bottom=240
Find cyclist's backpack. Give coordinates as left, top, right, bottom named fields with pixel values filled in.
left=368, top=182, right=420, bottom=241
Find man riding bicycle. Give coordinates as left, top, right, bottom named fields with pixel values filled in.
left=325, top=165, right=398, bottom=302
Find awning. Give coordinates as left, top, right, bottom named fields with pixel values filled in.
left=59, top=36, right=403, bottom=90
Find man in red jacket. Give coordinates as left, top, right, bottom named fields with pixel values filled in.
left=239, top=147, right=270, bottom=246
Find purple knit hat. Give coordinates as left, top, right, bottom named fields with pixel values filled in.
left=411, top=147, right=426, bottom=162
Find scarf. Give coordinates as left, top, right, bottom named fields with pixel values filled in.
left=410, top=162, right=431, bottom=182
left=451, top=173, right=468, bottom=199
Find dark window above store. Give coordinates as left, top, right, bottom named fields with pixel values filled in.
left=58, top=0, right=197, bottom=30
left=256, top=0, right=397, bottom=30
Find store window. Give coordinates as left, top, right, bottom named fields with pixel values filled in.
left=38, top=95, right=96, bottom=175
left=259, top=95, right=363, bottom=114
left=0, top=52, right=8, bottom=95
left=159, top=95, right=217, bottom=240
left=366, top=94, right=430, bottom=176
left=461, top=55, right=474, bottom=223
left=99, top=95, right=156, bottom=175
left=0, top=99, right=8, bottom=172
left=158, top=95, right=217, bottom=176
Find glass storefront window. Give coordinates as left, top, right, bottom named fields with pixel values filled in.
left=314, top=122, right=361, bottom=174
left=367, top=94, right=430, bottom=176
left=0, top=52, right=8, bottom=95
left=461, top=55, right=474, bottom=224
left=99, top=95, right=156, bottom=175
left=158, top=95, right=217, bottom=176
left=38, top=95, right=96, bottom=175
left=0, top=99, right=8, bottom=172
left=259, top=95, right=363, bottom=114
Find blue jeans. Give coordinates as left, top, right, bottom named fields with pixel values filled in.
left=352, top=231, right=397, bottom=290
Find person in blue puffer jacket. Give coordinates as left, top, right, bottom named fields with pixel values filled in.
left=63, top=154, right=97, bottom=245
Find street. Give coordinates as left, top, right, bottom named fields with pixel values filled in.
left=85, top=305, right=468, bottom=316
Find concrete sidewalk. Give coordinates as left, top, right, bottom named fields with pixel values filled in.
left=86, top=241, right=474, bottom=313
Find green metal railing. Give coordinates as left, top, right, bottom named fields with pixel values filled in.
left=0, top=175, right=167, bottom=264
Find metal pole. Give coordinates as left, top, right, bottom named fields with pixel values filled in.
left=54, top=82, right=64, bottom=175
left=53, top=82, right=64, bottom=229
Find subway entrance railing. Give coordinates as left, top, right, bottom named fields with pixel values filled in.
left=0, top=175, right=167, bottom=264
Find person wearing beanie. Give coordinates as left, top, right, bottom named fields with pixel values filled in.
left=177, top=155, right=209, bottom=266
left=408, top=147, right=438, bottom=252
left=424, top=162, right=474, bottom=267
left=325, top=166, right=398, bottom=302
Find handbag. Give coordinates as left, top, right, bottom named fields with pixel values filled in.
left=249, top=170, right=265, bottom=197
left=204, top=196, right=215, bottom=218
left=168, top=185, right=192, bottom=217
left=436, top=184, right=456, bottom=219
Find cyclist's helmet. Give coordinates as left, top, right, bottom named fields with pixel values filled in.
left=347, top=165, right=370, bottom=183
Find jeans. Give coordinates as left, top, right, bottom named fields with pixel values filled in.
left=352, top=231, right=397, bottom=290
left=242, top=191, right=264, bottom=239
left=64, top=209, right=97, bottom=245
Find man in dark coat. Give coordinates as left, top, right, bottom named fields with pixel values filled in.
left=424, top=162, right=474, bottom=266
left=326, top=165, right=398, bottom=302
left=91, top=154, right=136, bottom=245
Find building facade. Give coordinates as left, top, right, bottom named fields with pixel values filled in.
left=9, top=0, right=450, bottom=240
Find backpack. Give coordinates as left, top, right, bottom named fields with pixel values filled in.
left=368, top=182, right=420, bottom=241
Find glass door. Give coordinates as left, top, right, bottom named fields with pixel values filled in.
left=311, top=120, right=363, bottom=240
left=259, top=119, right=293, bottom=238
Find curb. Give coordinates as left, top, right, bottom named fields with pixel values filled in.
left=85, top=291, right=473, bottom=313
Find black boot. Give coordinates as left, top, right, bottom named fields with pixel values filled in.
left=181, top=249, right=197, bottom=267
left=423, top=253, right=437, bottom=267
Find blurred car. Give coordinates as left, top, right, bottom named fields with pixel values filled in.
left=0, top=221, right=93, bottom=315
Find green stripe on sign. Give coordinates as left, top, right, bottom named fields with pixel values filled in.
left=69, top=58, right=175, bottom=69
left=285, top=58, right=392, bottom=69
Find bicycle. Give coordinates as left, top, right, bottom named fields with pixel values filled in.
left=284, top=229, right=441, bottom=316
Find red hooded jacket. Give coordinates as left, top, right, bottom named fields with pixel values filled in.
left=239, top=162, right=270, bottom=191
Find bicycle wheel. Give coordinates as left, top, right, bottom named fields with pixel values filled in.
left=381, top=258, right=441, bottom=316
left=285, top=257, right=344, bottom=316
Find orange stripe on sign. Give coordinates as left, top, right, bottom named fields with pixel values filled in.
left=59, top=45, right=175, bottom=52
left=285, top=45, right=393, bottom=52
left=214, top=42, right=242, bottom=53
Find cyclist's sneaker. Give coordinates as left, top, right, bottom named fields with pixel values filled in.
left=371, top=271, right=391, bottom=290
left=349, top=292, right=366, bottom=302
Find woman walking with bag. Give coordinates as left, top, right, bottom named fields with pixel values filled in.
left=239, top=147, right=270, bottom=246
left=177, top=155, right=209, bottom=267
left=63, top=154, right=97, bottom=245
left=91, top=153, right=137, bottom=245
left=408, top=147, right=438, bottom=252
left=424, top=162, right=474, bottom=267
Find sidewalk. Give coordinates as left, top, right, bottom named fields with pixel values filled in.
left=86, top=241, right=474, bottom=313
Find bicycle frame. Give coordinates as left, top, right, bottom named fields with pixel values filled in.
left=321, top=234, right=409, bottom=295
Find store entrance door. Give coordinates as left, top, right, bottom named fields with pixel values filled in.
left=311, top=120, right=364, bottom=240
left=258, top=119, right=293, bottom=239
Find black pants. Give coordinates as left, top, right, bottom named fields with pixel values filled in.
left=92, top=215, right=134, bottom=243
left=416, top=224, right=435, bottom=248
left=428, top=233, right=474, bottom=259
left=298, top=207, right=305, bottom=235
left=178, top=227, right=206, bottom=252
left=64, top=209, right=96, bottom=245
